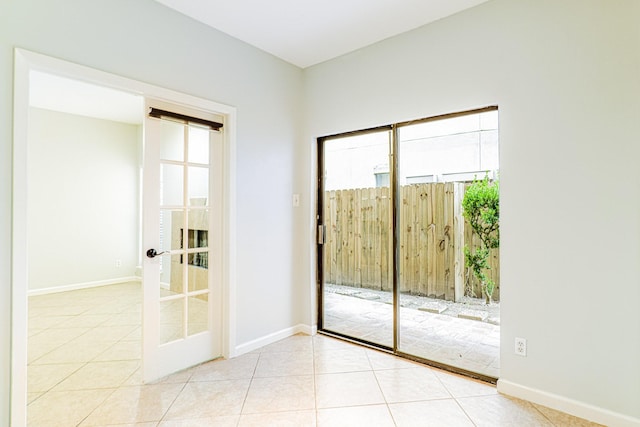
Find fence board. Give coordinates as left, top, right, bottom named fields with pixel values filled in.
left=417, top=184, right=425, bottom=294
left=453, top=184, right=465, bottom=301
left=426, top=184, right=436, bottom=297
left=346, top=189, right=355, bottom=285
left=353, top=188, right=362, bottom=287
left=399, top=188, right=407, bottom=292
left=409, top=185, right=419, bottom=293
left=380, top=187, right=390, bottom=290
left=322, top=183, right=499, bottom=301
left=338, top=190, right=345, bottom=284
left=443, top=183, right=454, bottom=297
left=435, top=183, right=445, bottom=299
left=417, top=185, right=427, bottom=295
left=363, top=187, right=372, bottom=288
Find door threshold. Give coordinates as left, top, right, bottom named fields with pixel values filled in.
left=317, top=329, right=498, bottom=385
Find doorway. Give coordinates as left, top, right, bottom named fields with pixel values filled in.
left=12, top=49, right=237, bottom=426
left=317, top=107, right=500, bottom=381
left=25, top=89, right=145, bottom=425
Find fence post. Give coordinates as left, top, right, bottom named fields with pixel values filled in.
left=453, top=183, right=465, bottom=302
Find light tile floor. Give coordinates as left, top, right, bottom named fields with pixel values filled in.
left=27, top=282, right=602, bottom=426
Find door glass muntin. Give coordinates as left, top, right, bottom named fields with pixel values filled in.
left=158, top=122, right=213, bottom=344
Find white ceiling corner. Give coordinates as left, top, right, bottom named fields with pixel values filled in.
left=153, top=0, right=490, bottom=68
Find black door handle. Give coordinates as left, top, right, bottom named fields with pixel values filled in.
left=146, top=249, right=167, bottom=258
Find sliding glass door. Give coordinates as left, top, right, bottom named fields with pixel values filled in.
left=396, top=110, right=500, bottom=378
left=317, top=108, right=500, bottom=380
left=318, top=127, right=393, bottom=348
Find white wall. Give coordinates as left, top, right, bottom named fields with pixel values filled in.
left=1, top=0, right=304, bottom=422
left=303, top=0, right=640, bottom=423
left=27, top=107, right=140, bottom=291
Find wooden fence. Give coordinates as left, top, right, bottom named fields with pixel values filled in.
left=322, top=183, right=500, bottom=301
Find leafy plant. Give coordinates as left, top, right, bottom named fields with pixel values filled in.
left=462, top=175, right=499, bottom=304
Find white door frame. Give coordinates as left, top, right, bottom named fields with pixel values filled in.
left=11, top=48, right=237, bottom=426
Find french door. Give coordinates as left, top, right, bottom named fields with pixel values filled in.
left=142, top=100, right=224, bottom=382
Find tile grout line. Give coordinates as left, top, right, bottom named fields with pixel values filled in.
left=452, top=396, right=480, bottom=427
left=155, top=380, right=190, bottom=426
left=235, top=347, right=262, bottom=424
left=431, top=368, right=487, bottom=427
left=73, top=386, right=121, bottom=427
left=365, top=349, right=400, bottom=426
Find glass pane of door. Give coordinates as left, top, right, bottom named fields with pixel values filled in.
left=320, top=129, right=393, bottom=347
left=397, top=110, right=500, bottom=378
left=157, top=122, right=212, bottom=344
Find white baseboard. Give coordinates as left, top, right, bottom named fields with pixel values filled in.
left=497, top=379, right=640, bottom=427
left=234, top=324, right=315, bottom=356
left=28, top=276, right=141, bottom=296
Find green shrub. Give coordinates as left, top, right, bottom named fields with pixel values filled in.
left=462, top=175, right=499, bottom=303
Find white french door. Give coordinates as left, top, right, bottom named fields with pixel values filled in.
left=142, top=99, right=224, bottom=382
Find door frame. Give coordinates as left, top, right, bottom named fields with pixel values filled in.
left=315, top=125, right=394, bottom=348
left=315, top=109, right=499, bottom=383
left=11, top=48, right=237, bottom=426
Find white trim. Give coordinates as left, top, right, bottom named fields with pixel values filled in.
left=234, top=324, right=315, bottom=356
left=27, top=277, right=140, bottom=296
left=11, top=48, right=237, bottom=427
left=497, top=379, right=640, bottom=427
left=222, top=110, right=237, bottom=360
left=11, top=47, right=30, bottom=427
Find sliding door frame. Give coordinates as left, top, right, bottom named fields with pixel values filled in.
left=316, top=125, right=392, bottom=348
left=316, top=106, right=499, bottom=384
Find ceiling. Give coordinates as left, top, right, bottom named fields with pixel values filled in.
left=154, top=0, right=490, bottom=68
left=30, top=71, right=144, bottom=124
left=29, top=1, right=488, bottom=123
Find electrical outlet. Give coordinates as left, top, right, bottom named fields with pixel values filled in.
left=515, top=337, right=527, bottom=356
left=115, top=259, right=122, bottom=268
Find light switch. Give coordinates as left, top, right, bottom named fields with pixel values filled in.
left=292, top=193, right=300, bottom=207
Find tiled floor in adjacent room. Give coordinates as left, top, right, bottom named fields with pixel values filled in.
left=27, top=282, right=602, bottom=426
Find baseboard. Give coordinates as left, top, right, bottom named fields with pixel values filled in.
left=234, top=324, right=315, bottom=356
left=28, top=276, right=141, bottom=296
left=497, top=379, right=640, bottom=427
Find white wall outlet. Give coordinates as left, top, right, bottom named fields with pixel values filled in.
left=115, top=259, right=122, bottom=268
left=292, top=193, right=300, bottom=207
left=515, top=337, right=527, bottom=356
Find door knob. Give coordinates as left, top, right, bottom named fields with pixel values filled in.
left=146, top=249, right=167, bottom=258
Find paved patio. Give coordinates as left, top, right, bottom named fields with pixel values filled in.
left=323, top=286, right=500, bottom=378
